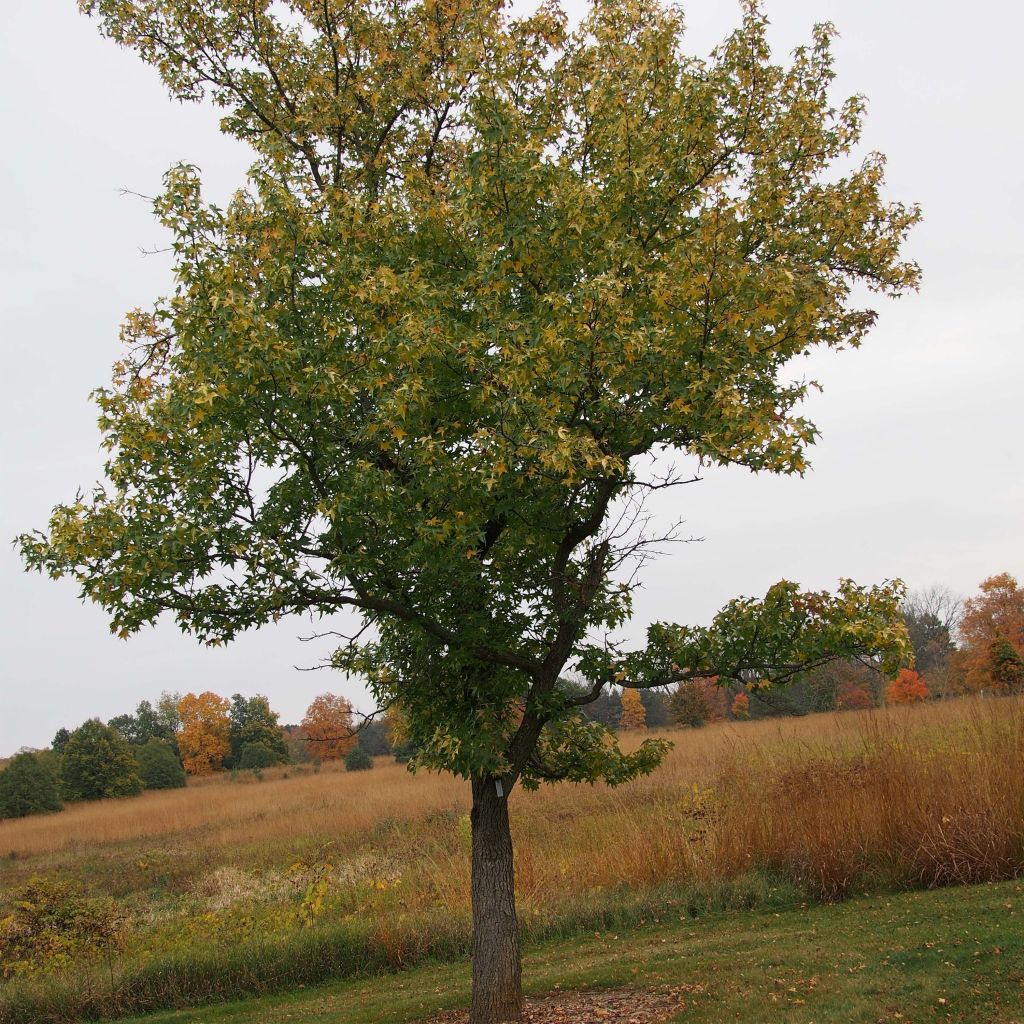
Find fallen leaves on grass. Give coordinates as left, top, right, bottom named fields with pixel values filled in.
left=424, top=986, right=706, bottom=1023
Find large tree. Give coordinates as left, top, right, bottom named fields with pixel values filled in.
left=20, top=1, right=918, bottom=1019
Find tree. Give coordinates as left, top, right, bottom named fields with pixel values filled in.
left=902, top=585, right=960, bottom=678
left=61, top=720, right=143, bottom=801
left=886, top=668, right=929, bottom=705
left=300, top=694, right=357, bottom=761
left=135, top=738, right=187, bottom=790
left=668, top=679, right=712, bottom=728
left=227, top=693, right=289, bottom=766
left=0, top=752, right=63, bottom=818
left=19, top=3, right=918, bottom=1019
left=345, top=746, right=374, bottom=772
left=730, top=692, right=750, bottom=720
left=959, top=574, right=1024, bottom=692
left=236, top=742, right=281, bottom=770
left=987, top=635, right=1024, bottom=693
left=618, top=687, right=646, bottom=730
left=176, top=692, right=230, bottom=775
left=51, top=728, right=71, bottom=755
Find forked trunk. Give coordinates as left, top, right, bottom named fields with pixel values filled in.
left=470, top=776, right=522, bottom=1024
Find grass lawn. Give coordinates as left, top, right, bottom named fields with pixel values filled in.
left=124, top=880, right=1024, bottom=1024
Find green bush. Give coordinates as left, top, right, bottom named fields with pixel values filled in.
left=0, top=752, right=62, bottom=819
left=344, top=746, right=373, bottom=772
left=135, top=739, right=186, bottom=790
left=237, top=742, right=282, bottom=770
left=61, top=720, right=143, bottom=801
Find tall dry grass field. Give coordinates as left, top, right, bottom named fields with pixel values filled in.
left=1, top=696, right=1022, bottom=1023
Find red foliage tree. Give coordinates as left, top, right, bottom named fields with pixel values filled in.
left=886, top=669, right=929, bottom=705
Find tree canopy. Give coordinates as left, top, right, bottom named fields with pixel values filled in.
left=20, top=1, right=919, bottom=1018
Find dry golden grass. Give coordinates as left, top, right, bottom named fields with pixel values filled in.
left=3, top=695, right=1019, bottom=912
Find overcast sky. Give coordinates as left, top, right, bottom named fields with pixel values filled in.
left=2, top=1, right=1021, bottom=756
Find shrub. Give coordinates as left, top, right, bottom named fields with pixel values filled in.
left=61, top=720, right=143, bottom=801
left=344, top=747, right=373, bottom=772
left=0, top=753, right=62, bottom=819
left=0, top=877, right=124, bottom=978
left=135, top=739, right=186, bottom=790
left=237, top=742, right=282, bottom=770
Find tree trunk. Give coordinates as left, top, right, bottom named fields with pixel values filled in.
left=470, top=776, right=523, bottom=1024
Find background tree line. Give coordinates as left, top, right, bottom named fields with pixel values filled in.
left=3, top=572, right=1021, bottom=821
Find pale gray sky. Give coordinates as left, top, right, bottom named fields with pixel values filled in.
left=2, top=1, right=1021, bottom=755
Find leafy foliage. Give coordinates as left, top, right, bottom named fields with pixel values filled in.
left=228, top=694, right=289, bottom=767
left=61, top=719, right=143, bottom=801
left=177, top=692, right=231, bottom=775
left=0, top=752, right=63, bottom=819
left=0, top=877, right=124, bottom=979
left=344, top=746, right=374, bottom=772
left=301, top=694, right=357, bottom=762
left=987, top=636, right=1024, bottom=693
left=959, top=574, right=1024, bottom=692
left=135, top=737, right=187, bottom=790
left=237, top=742, right=283, bottom=770
left=886, top=668, right=929, bottom=705
left=618, top=688, right=647, bottom=730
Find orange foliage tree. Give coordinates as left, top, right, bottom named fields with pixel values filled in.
left=886, top=669, right=929, bottom=705
left=301, top=694, right=357, bottom=760
left=959, top=574, right=1024, bottom=692
left=618, top=688, right=647, bottom=730
left=730, top=692, right=750, bottom=720
left=176, top=692, right=230, bottom=775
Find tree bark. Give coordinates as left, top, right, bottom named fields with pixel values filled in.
left=470, top=775, right=523, bottom=1024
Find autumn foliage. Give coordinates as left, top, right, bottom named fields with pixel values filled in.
left=886, top=669, right=929, bottom=705
left=959, top=574, right=1024, bottom=692
left=176, top=692, right=230, bottom=776
left=300, top=694, right=357, bottom=761
left=618, top=688, right=647, bottom=730
left=730, top=692, right=750, bottom=719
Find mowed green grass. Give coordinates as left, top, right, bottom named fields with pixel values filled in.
left=124, top=880, right=1024, bottom=1024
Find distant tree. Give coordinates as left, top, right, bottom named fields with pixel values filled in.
left=886, top=668, right=929, bottom=705
left=51, top=728, right=71, bottom=755
left=987, top=636, right=1024, bottom=693
left=357, top=719, right=392, bottom=757
left=0, top=752, right=63, bottom=818
left=61, top=720, right=143, bottom=801
left=618, top=688, right=647, bottom=730
left=836, top=681, right=875, bottom=710
left=345, top=746, right=374, bottom=772
left=730, top=692, right=750, bottom=720
left=155, top=691, right=183, bottom=739
left=639, top=689, right=671, bottom=728
left=135, top=738, right=187, bottom=790
left=227, top=694, right=288, bottom=767
left=237, top=742, right=282, bottom=770
left=959, top=574, right=1024, bottom=692
left=668, top=680, right=712, bottom=728
left=176, top=692, right=231, bottom=776
left=300, top=694, right=357, bottom=761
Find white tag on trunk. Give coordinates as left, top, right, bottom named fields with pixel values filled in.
left=495, top=779, right=504, bottom=798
